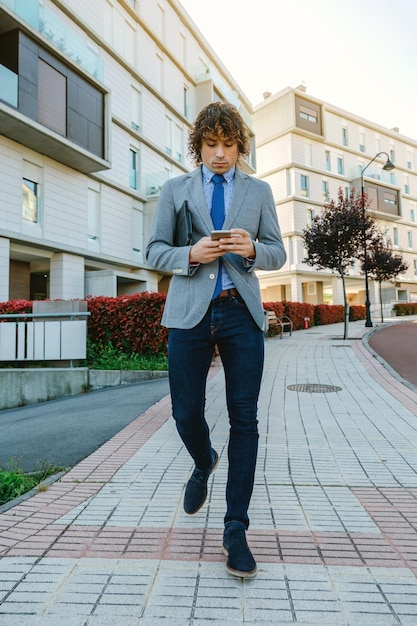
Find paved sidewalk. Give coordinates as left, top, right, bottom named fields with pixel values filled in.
left=1, top=318, right=417, bottom=625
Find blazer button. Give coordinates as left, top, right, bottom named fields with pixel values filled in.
left=209, top=273, right=215, bottom=280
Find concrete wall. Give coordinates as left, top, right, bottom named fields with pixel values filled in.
left=0, top=368, right=89, bottom=410
left=0, top=368, right=168, bottom=410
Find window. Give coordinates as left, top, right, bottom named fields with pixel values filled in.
left=129, top=148, right=138, bottom=189
left=337, top=156, right=344, bottom=175
left=393, top=226, right=399, bottom=246
left=180, top=31, right=186, bottom=66
left=325, top=150, right=331, bottom=171
left=390, top=148, right=395, bottom=163
left=307, top=208, right=315, bottom=227
left=384, top=191, right=397, bottom=206
left=38, top=59, right=66, bottom=136
left=300, top=174, right=309, bottom=197
left=131, top=85, right=141, bottom=131
left=105, top=3, right=135, bottom=65
left=342, top=127, right=348, bottom=146
left=132, top=205, right=143, bottom=259
left=308, top=283, right=316, bottom=295
left=322, top=180, right=329, bottom=202
left=295, top=96, right=322, bottom=134
left=183, top=85, right=189, bottom=118
left=166, top=116, right=183, bottom=162
left=404, top=176, right=410, bottom=194
left=408, top=230, right=413, bottom=248
left=87, top=184, right=100, bottom=245
left=156, top=53, right=163, bottom=92
left=300, top=108, right=317, bottom=123
left=157, top=3, right=165, bottom=39
left=411, top=207, right=416, bottom=222
left=407, top=150, right=413, bottom=170
left=174, top=123, right=183, bottom=163
left=359, top=129, right=365, bottom=153
left=165, top=116, right=172, bottom=155
left=414, top=259, right=417, bottom=276
left=22, top=178, right=38, bottom=222
left=286, top=169, right=292, bottom=196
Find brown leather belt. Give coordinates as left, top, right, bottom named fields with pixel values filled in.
left=215, top=288, right=239, bottom=299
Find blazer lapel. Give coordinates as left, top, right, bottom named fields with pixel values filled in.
left=185, top=166, right=213, bottom=231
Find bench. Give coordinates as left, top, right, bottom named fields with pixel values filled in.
left=264, top=310, right=293, bottom=339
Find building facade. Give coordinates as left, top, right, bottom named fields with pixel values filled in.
left=0, top=0, right=254, bottom=302
left=253, top=86, right=417, bottom=314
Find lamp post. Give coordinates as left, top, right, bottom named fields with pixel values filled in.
left=361, top=152, right=395, bottom=327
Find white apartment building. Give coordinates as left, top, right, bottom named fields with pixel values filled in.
left=253, top=86, right=417, bottom=313
left=0, top=0, right=255, bottom=302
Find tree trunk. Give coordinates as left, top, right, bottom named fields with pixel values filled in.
left=340, top=271, right=349, bottom=340
left=379, top=281, right=384, bottom=323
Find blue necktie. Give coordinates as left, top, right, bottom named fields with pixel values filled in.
left=211, top=174, right=225, bottom=298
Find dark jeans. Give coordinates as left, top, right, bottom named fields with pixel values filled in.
left=168, top=294, right=264, bottom=528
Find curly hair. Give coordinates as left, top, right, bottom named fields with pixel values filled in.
left=188, top=102, right=250, bottom=165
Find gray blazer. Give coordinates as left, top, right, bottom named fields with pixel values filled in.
left=146, top=165, right=286, bottom=330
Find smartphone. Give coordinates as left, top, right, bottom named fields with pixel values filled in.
left=211, top=230, right=232, bottom=240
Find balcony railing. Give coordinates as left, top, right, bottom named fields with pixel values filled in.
left=2, top=0, right=103, bottom=80
left=0, top=312, right=89, bottom=363
left=0, top=64, right=18, bottom=107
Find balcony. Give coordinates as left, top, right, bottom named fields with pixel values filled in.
left=0, top=5, right=109, bottom=174
left=0, top=100, right=110, bottom=173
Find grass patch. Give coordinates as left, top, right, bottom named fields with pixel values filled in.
left=86, top=342, right=168, bottom=371
left=0, top=460, right=67, bottom=506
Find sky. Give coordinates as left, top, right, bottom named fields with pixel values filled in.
left=178, top=0, right=417, bottom=140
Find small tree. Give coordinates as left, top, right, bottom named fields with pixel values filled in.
left=361, top=237, right=408, bottom=322
left=303, top=187, right=377, bottom=339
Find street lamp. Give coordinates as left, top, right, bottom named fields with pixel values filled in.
left=361, top=152, right=395, bottom=327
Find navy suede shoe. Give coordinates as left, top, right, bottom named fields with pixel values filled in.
left=183, top=449, right=219, bottom=515
left=223, top=521, right=257, bottom=578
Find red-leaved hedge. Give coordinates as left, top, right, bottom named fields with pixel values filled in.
left=314, top=304, right=344, bottom=326
left=349, top=305, right=366, bottom=321
left=0, top=296, right=368, bottom=354
left=393, top=302, right=417, bottom=316
left=0, top=299, right=32, bottom=314
left=263, top=301, right=315, bottom=331
left=86, top=293, right=168, bottom=355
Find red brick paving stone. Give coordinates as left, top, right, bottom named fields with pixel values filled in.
left=242, top=530, right=282, bottom=562
left=124, top=528, right=170, bottom=560
left=164, top=528, right=205, bottom=560
left=200, top=529, right=225, bottom=561
left=278, top=534, right=323, bottom=564
left=0, top=534, right=14, bottom=548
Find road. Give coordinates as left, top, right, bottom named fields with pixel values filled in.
left=0, top=378, right=170, bottom=472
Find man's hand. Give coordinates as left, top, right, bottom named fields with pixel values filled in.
left=189, top=236, right=226, bottom=264
left=189, top=229, right=255, bottom=264
left=223, top=228, right=256, bottom=259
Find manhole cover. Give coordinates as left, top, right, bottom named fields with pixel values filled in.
left=287, top=383, right=342, bottom=393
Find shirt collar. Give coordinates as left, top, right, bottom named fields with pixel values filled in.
left=202, top=164, right=235, bottom=184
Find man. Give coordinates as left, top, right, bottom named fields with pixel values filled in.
left=146, top=102, right=286, bottom=578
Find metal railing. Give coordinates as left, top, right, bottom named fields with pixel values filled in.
left=0, top=312, right=90, bottom=364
